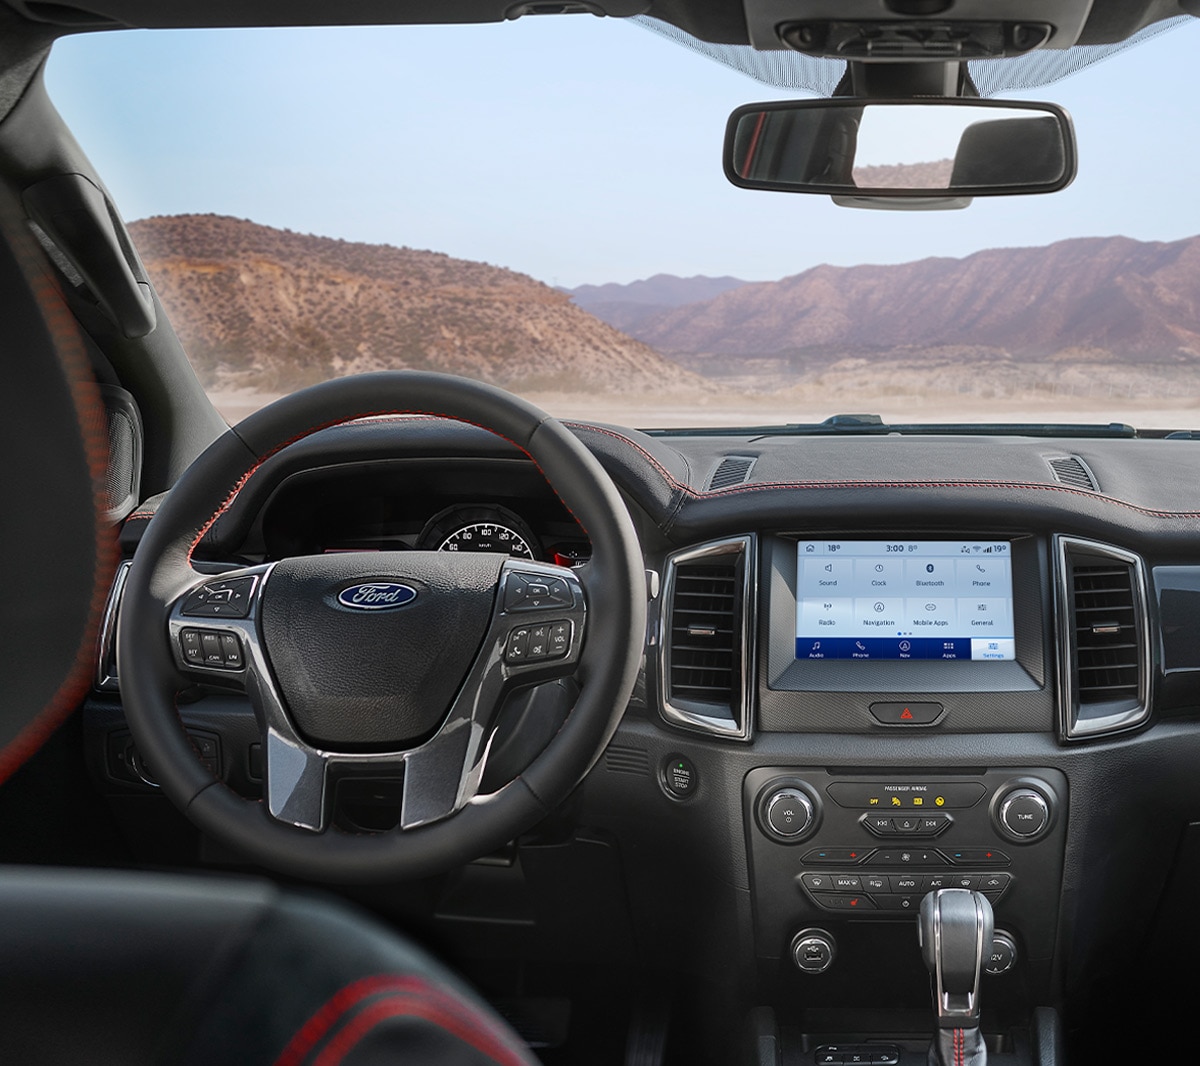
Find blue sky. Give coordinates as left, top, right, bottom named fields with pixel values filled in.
left=45, top=14, right=1200, bottom=288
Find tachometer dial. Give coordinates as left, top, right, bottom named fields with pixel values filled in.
left=418, top=505, right=539, bottom=560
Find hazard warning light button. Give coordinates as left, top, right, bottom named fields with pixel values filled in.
left=869, top=701, right=943, bottom=725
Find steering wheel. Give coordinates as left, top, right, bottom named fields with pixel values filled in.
left=118, top=372, right=646, bottom=883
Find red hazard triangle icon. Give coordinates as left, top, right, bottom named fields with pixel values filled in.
left=900, top=707, right=914, bottom=720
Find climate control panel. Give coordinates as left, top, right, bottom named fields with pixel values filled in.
left=744, top=767, right=1067, bottom=975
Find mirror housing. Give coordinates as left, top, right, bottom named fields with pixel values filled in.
left=724, top=98, right=1076, bottom=209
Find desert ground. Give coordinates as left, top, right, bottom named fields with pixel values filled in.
left=208, top=385, right=1200, bottom=432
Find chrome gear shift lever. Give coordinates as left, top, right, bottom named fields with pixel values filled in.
left=918, top=889, right=994, bottom=1066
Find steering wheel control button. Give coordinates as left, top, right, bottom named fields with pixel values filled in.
left=868, top=701, right=943, bottom=725
left=662, top=755, right=697, bottom=799
left=828, top=782, right=985, bottom=810
left=503, top=571, right=576, bottom=612
left=181, top=576, right=257, bottom=618
left=506, top=620, right=571, bottom=665
left=180, top=628, right=204, bottom=665
left=505, top=628, right=530, bottom=662
left=548, top=621, right=572, bottom=656
left=998, top=788, right=1051, bottom=840
left=179, top=627, right=245, bottom=671
left=765, top=789, right=814, bottom=838
left=791, top=929, right=836, bottom=974
left=985, top=932, right=1018, bottom=976
left=220, top=633, right=243, bottom=669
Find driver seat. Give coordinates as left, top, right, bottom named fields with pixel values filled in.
left=0, top=180, right=539, bottom=1066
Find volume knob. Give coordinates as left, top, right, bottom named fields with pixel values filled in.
left=766, top=788, right=814, bottom=839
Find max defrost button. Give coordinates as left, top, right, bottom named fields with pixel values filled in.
left=869, top=701, right=942, bottom=725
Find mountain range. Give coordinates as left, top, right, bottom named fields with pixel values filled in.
left=128, top=215, right=704, bottom=395
left=567, top=274, right=748, bottom=333
left=619, top=234, right=1200, bottom=372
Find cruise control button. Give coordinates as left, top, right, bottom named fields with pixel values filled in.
left=180, top=628, right=204, bottom=665
left=201, top=631, right=224, bottom=666
left=220, top=633, right=243, bottom=669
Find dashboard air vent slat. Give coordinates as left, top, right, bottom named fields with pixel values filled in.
left=659, top=535, right=756, bottom=741
left=707, top=455, right=756, bottom=491
left=1047, top=456, right=1098, bottom=491
left=1055, top=536, right=1149, bottom=740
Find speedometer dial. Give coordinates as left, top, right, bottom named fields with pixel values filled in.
left=418, top=505, right=539, bottom=560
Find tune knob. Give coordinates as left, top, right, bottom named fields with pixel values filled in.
left=997, top=788, right=1050, bottom=840
left=765, top=788, right=815, bottom=839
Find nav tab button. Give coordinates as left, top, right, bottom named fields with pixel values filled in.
left=869, top=701, right=943, bottom=725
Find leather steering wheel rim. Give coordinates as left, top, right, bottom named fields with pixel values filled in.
left=118, top=371, right=646, bottom=883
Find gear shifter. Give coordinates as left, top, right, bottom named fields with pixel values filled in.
left=918, top=889, right=994, bottom=1066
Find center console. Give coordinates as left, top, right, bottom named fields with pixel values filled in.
left=737, top=533, right=1067, bottom=1063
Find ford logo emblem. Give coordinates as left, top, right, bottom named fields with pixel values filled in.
left=337, top=582, right=418, bottom=611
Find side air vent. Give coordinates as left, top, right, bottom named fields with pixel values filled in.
left=1046, top=456, right=1098, bottom=491
left=707, top=455, right=757, bottom=491
left=604, top=745, right=650, bottom=776
left=659, top=535, right=756, bottom=740
left=95, top=560, right=132, bottom=692
left=1054, top=535, right=1150, bottom=740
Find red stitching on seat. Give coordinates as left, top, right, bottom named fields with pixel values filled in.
left=272, top=974, right=528, bottom=1066
left=312, top=992, right=529, bottom=1066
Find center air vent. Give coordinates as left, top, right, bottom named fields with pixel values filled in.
left=1054, top=535, right=1150, bottom=740
left=659, top=535, right=755, bottom=740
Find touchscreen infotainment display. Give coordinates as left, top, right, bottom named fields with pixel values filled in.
left=795, top=540, right=1015, bottom=662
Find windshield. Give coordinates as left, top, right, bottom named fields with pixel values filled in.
left=44, top=16, right=1200, bottom=431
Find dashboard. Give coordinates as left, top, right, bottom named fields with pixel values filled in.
left=94, top=415, right=1200, bottom=1063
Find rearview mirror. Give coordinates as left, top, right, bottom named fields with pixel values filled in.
left=724, top=98, right=1076, bottom=207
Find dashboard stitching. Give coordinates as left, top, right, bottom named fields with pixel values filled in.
left=565, top=423, right=1200, bottom=520
left=185, top=409, right=588, bottom=560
